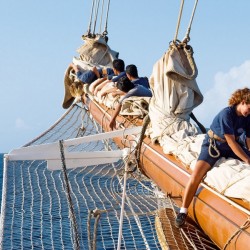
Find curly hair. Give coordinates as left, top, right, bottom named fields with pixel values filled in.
left=228, top=87, right=250, bottom=106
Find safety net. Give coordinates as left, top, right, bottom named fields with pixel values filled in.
left=0, top=104, right=218, bottom=250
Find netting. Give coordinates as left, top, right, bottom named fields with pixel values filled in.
left=0, top=104, right=162, bottom=249
left=0, top=104, right=219, bottom=250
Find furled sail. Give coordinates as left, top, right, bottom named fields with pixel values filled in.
left=63, top=35, right=118, bottom=109
left=148, top=42, right=203, bottom=142
left=148, top=0, right=203, bottom=143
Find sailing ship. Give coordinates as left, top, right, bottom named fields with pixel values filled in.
left=1, top=0, right=250, bottom=249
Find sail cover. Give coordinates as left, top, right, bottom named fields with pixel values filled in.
left=148, top=43, right=203, bottom=142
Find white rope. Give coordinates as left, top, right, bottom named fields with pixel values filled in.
left=173, top=0, right=199, bottom=43
left=103, top=0, right=111, bottom=36
left=183, top=0, right=199, bottom=43
left=59, top=140, right=80, bottom=250
left=99, top=0, right=105, bottom=34
left=173, top=0, right=185, bottom=43
left=93, top=0, right=101, bottom=34
left=87, top=0, right=95, bottom=35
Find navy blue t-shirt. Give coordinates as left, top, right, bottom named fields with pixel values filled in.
left=210, top=106, right=250, bottom=140
left=132, top=77, right=150, bottom=89
left=111, top=72, right=126, bottom=82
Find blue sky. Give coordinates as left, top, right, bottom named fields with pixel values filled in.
left=1, top=0, right=250, bottom=153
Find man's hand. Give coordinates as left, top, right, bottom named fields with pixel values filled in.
left=109, top=119, right=116, bottom=130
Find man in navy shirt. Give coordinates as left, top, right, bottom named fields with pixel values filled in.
left=125, top=64, right=150, bottom=89
left=108, top=76, right=152, bottom=130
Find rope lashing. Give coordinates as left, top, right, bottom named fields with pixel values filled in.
left=223, top=218, right=250, bottom=250
left=59, top=140, right=81, bottom=250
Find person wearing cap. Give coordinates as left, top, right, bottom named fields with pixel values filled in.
left=108, top=76, right=152, bottom=130
left=125, top=64, right=150, bottom=89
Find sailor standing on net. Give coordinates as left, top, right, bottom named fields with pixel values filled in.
left=175, top=87, right=250, bottom=228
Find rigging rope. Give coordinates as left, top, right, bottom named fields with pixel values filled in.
left=182, top=0, right=199, bottom=43
left=86, top=0, right=111, bottom=37
left=173, top=0, right=185, bottom=43
left=103, top=0, right=111, bottom=36
left=87, top=0, right=96, bottom=36
left=93, top=0, right=101, bottom=35
left=59, top=140, right=81, bottom=250
left=99, top=0, right=105, bottom=34
left=173, top=0, right=199, bottom=44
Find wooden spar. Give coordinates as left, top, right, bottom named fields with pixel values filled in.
left=86, top=96, right=250, bottom=250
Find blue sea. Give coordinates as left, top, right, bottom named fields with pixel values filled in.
left=0, top=153, right=4, bottom=209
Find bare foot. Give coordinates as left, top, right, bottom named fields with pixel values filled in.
left=92, top=66, right=100, bottom=78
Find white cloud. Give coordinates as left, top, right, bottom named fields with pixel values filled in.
left=195, top=60, right=250, bottom=127
left=15, top=118, right=31, bottom=130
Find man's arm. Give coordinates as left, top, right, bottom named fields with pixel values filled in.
left=246, top=137, right=250, bottom=150
left=94, top=79, right=111, bottom=95
left=89, top=78, right=106, bottom=94
left=100, top=87, right=118, bottom=97
left=225, top=134, right=250, bottom=164
left=111, top=90, right=126, bottom=97
left=109, top=103, right=122, bottom=130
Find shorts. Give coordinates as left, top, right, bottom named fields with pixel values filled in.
left=198, top=135, right=250, bottom=167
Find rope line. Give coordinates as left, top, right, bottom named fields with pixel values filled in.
left=173, top=0, right=199, bottom=44
left=59, top=140, right=81, bottom=250
left=103, top=0, right=111, bottom=36
left=183, top=0, right=199, bottom=43
left=87, top=0, right=96, bottom=35
left=99, top=0, right=105, bottom=34
left=208, top=138, right=220, bottom=158
left=173, top=0, right=185, bottom=43
left=93, top=0, right=101, bottom=35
